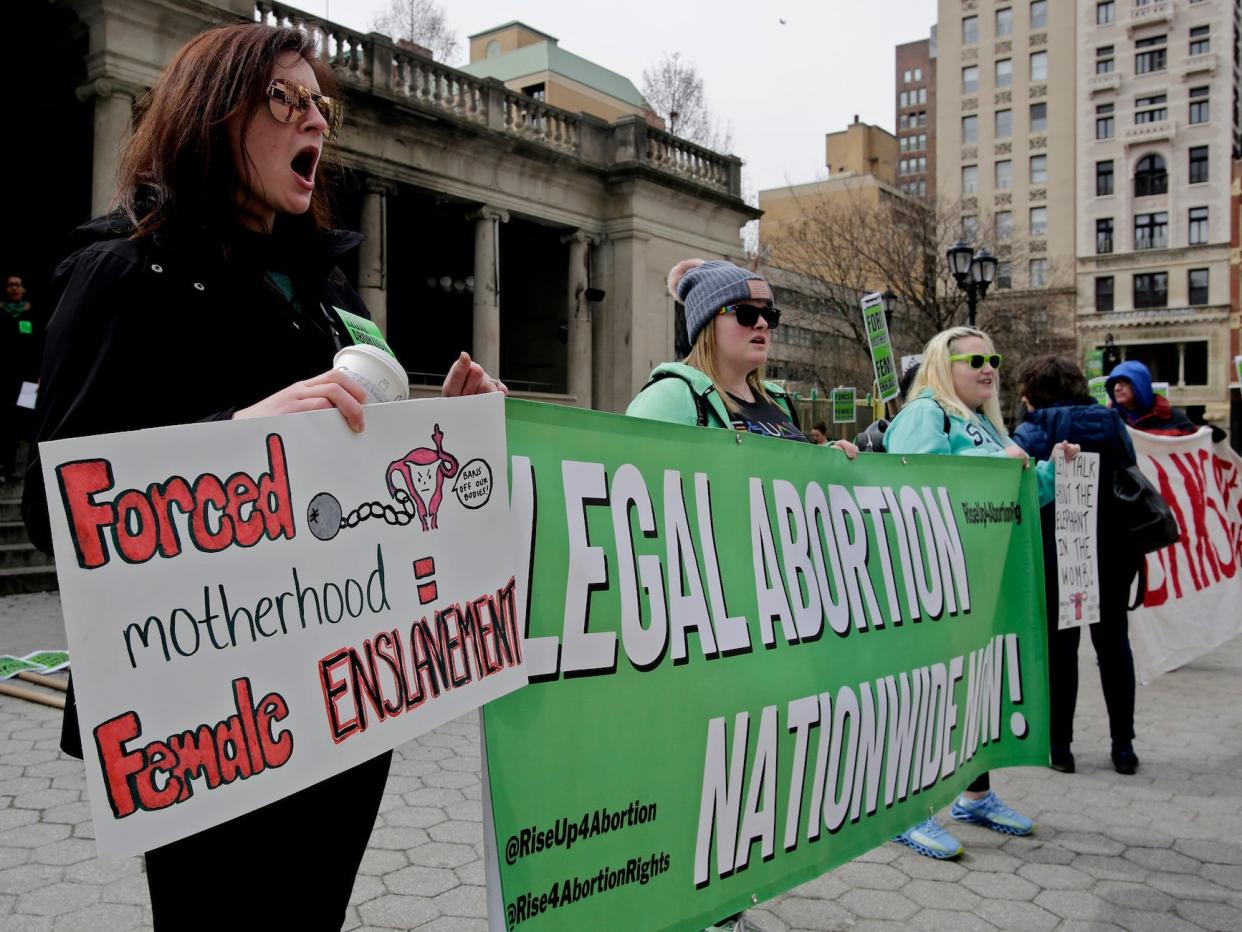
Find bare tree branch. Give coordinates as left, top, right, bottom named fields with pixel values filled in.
left=641, top=52, right=732, bottom=151
left=372, top=0, right=459, bottom=64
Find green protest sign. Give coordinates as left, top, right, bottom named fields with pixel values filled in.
left=1152, top=381, right=1169, bottom=399
left=22, top=651, right=70, bottom=673
left=1236, top=355, right=1242, bottom=387
left=1084, top=349, right=1104, bottom=380
left=483, top=400, right=1048, bottom=931
left=860, top=293, right=899, bottom=403
left=1088, top=377, right=1108, bottom=407
left=831, top=388, right=856, bottom=424
left=0, top=656, right=42, bottom=680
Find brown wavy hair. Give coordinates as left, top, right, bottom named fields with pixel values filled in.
left=117, top=23, right=337, bottom=238
left=1016, top=355, right=1093, bottom=409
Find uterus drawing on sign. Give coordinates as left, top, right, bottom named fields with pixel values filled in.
left=308, top=422, right=492, bottom=543
left=386, top=424, right=459, bottom=530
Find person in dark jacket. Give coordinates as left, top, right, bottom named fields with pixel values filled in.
left=1105, top=359, right=1197, bottom=436
left=1013, top=355, right=1141, bottom=776
left=1, top=274, right=39, bottom=482
left=23, top=23, right=501, bottom=931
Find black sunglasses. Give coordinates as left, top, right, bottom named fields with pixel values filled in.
left=718, top=304, right=780, bottom=329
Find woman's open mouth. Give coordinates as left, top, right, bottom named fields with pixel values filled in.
left=291, top=146, right=319, bottom=189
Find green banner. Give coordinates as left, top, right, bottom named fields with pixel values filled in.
left=1084, top=349, right=1104, bottom=380
left=483, top=400, right=1049, bottom=931
left=831, top=388, right=856, bottom=424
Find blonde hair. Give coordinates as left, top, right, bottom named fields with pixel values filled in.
left=684, top=317, right=774, bottom=415
left=908, top=326, right=1008, bottom=439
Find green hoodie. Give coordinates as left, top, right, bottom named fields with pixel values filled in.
left=886, top=389, right=1055, bottom=506
left=625, top=362, right=797, bottom=430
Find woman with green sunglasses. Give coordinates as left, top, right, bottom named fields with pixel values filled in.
left=884, top=325, right=1078, bottom=861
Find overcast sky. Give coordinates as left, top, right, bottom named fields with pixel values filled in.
left=324, top=0, right=938, bottom=197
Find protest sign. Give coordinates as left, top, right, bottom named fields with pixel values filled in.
left=831, top=388, right=856, bottom=424
left=1128, top=428, right=1242, bottom=683
left=0, top=656, right=43, bottom=680
left=1152, top=381, right=1170, bottom=399
left=900, top=354, right=922, bottom=376
left=1235, top=355, right=1241, bottom=387
left=1084, top=349, right=1104, bottom=380
left=1088, top=377, right=1108, bottom=407
left=860, top=293, right=899, bottom=402
left=1054, top=452, right=1100, bottom=630
left=482, top=400, right=1048, bottom=932
left=40, top=394, right=522, bottom=858
left=22, top=651, right=70, bottom=673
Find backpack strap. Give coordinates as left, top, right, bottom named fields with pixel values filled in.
left=641, top=371, right=713, bottom=427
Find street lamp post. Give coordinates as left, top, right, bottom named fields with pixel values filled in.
left=946, top=240, right=997, bottom=326
left=881, top=289, right=897, bottom=326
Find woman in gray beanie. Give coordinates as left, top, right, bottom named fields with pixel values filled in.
left=627, top=258, right=857, bottom=457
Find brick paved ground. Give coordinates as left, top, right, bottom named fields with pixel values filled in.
left=2, top=591, right=1240, bottom=930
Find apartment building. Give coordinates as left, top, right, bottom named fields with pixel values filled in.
left=896, top=38, right=939, bottom=199
left=1077, top=0, right=1241, bottom=420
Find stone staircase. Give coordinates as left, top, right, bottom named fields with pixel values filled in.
left=0, top=477, right=58, bottom=596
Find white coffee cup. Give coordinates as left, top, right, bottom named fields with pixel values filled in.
left=334, top=344, right=409, bottom=404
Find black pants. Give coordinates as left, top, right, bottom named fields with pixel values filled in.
left=144, top=751, right=391, bottom=931
left=1046, top=562, right=1137, bottom=749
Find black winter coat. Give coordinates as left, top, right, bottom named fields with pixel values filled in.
left=23, top=213, right=368, bottom=552
left=23, top=213, right=371, bottom=757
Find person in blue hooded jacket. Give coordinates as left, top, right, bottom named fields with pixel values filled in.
left=884, top=326, right=1079, bottom=860
left=1105, top=359, right=1197, bottom=436
left=1013, top=355, right=1142, bottom=777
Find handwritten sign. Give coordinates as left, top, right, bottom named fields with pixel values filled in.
left=40, top=394, right=522, bottom=858
left=1055, top=451, right=1101, bottom=630
left=1088, top=376, right=1108, bottom=407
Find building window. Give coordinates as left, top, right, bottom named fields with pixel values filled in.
left=1030, top=154, right=1047, bottom=183
left=1189, top=25, right=1210, bottom=56
left=1096, top=102, right=1115, bottom=139
left=996, top=59, right=1013, bottom=88
left=962, top=65, right=979, bottom=94
left=1029, top=102, right=1047, bottom=133
left=1189, top=86, right=1210, bottom=124
left=962, top=114, right=979, bottom=144
left=963, top=15, right=979, bottom=44
left=919, top=133, right=927, bottom=150
left=1189, top=145, right=1209, bottom=184
left=1030, top=0, right=1047, bottom=29
left=1029, top=259, right=1048, bottom=287
left=996, top=108, right=1012, bottom=138
left=1135, top=93, right=1167, bottom=123
left=963, top=215, right=980, bottom=240
left=1096, top=160, right=1114, bottom=196
left=900, top=90, right=909, bottom=108
left=1135, top=34, right=1167, bottom=74
left=1029, top=206, right=1047, bottom=236
left=1096, top=276, right=1114, bottom=311
left=914, top=67, right=923, bottom=81
left=1096, top=217, right=1114, bottom=253
left=1096, top=45, right=1114, bottom=74
left=1135, top=212, right=1168, bottom=250
left=918, top=87, right=927, bottom=104
left=995, top=159, right=1013, bottom=189
left=997, top=210, right=1014, bottom=240
left=904, top=69, right=912, bottom=84
left=917, top=110, right=927, bottom=126
left=1134, top=154, right=1167, bottom=196
left=996, top=7, right=1013, bottom=37
left=962, top=165, right=979, bottom=193
left=1188, top=206, right=1208, bottom=245
left=1188, top=268, right=1209, bottom=305
left=1030, top=51, right=1048, bottom=81
left=918, top=155, right=926, bottom=173
left=918, top=179, right=926, bottom=196
left=1096, top=1, right=1114, bottom=25
left=1134, top=272, right=1168, bottom=308
left=996, top=261, right=1012, bottom=289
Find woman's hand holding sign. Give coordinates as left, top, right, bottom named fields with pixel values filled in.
left=235, top=370, right=368, bottom=432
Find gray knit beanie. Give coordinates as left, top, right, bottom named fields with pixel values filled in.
left=668, top=259, right=773, bottom=345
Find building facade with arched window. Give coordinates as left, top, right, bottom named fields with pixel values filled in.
left=1076, top=0, right=1240, bottom=424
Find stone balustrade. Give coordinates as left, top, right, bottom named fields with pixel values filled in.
left=1126, top=0, right=1173, bottom=34
left=253, top=1, right=739, bottom=197
left=1122, top=119, right=1176, bottom=146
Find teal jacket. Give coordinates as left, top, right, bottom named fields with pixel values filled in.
left=886, top=389, right=1055, bottom=505
left=625, top=362, right=797, bottom=430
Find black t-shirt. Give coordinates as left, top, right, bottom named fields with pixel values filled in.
left=727, top=392, right=808, bottom=442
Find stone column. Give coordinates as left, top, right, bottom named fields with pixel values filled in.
left=469, top=206, right=510, bottom=376
left=359, top=179, right=397, bottom=334
left=561, top=231, right=599, bottom=408
left=77, top=79, right=140, bottom=217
